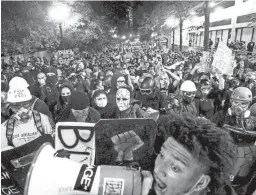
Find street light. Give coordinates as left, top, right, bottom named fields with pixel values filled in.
left=121, top=35, right=126, bottom=39
left=113, top=34, right=117, bottom=38
left=48, top=3, right=71, bottom=49
left=165, top=16, right=178, bottom=51
left=130, top=34, right=132, bottom=38
left=209, top=2, right=216, bottom=8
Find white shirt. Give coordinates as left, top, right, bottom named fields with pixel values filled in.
left=1, top=113, right=54, bottom=150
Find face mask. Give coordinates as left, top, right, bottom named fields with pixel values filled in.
left=95, top=94, right=108, bottom=108
left=62, top=95, right=71, bottom=104
left=201, top=88, right=210, bottom=96
left=231, top=100, right=250, bottom=116
left=182, top=92, right=196, bottom=104
left=116, top=88, right=130, bottom=111
left=38, top=78, right=46, bottom=86
left=47, top=74, right=58, bottom=84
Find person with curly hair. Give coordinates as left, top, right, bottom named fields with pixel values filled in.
left=152, top=113, right=237, bottom=195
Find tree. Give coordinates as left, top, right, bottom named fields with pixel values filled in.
left=137, top=1, right=200, bottom=50
left=1, top=1, right=59, bottom=55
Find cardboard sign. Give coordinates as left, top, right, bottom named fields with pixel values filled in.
left=94, top=119, right=157, bottom=169
left=55, top=122, right=95, bottom=165
left=54, top=49, right=74, bottom=65
left=198, top=51, right=213, bottom=73
left=1, top=169, right=22, bottom=195
left=212, top=41, right=235, bottom=75
left=1, top=135, right=54, bottom=190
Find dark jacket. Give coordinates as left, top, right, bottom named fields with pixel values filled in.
left=92, top=103, right=116, bottom=119
left=134, top=89, right=165, bottom=111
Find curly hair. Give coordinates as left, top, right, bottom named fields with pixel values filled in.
left=157, top=113, right=237, bottom=194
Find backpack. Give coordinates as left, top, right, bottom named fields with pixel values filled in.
left=6, top=98, right=45, bottom=147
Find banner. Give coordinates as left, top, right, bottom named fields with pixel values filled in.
left=198, top=51, right=213, bottom=73
left=55, top=122, right=95, bottom=165
left=54, top=49, right=75, bottom=65
left=94, top=119, right=157, bottom=169
left=212, top=41, right=236, bottom=75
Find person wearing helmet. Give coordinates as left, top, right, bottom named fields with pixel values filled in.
left=134, top=77, right=165, bottom=112
left=175, top=80, right=198, bottom=116
left=211, top=87, right=256, bottom=131
left=1, top=77, right=54, bottom=151
left=212, top=87, right=256, bottom=195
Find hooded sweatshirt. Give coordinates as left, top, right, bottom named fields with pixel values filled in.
left=108, top=72, right=127, bottom=105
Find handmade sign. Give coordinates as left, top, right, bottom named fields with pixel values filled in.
left=55, top=122, right=95, bottom=165
left=94, top=119, right=157, bottom=169
left=54, top=49, right=74, bottom=65
left=212, top=41, right=236, bottom=75
left=198, top=51, right=213, bottom=73
left=1, top=135, right=54, bottom=190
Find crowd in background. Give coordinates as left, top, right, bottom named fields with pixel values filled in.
left=1, top=44, right=256, bottom=195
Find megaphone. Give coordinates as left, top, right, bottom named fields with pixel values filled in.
left=24, top=143, right=152, bottom=195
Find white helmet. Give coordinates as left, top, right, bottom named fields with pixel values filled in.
left=7, top=77, right=32, bottom=103
left=180, top=80, right=197, bottom=92
left=9, top=77, right=29, bottom=89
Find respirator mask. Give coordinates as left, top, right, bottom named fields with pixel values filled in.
left=9, top=101, right=32, bottom=123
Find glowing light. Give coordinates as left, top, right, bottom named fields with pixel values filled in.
left=209, top=2, right=216, bottom=8
left=48, top=3, right=71, bottom=23
left=130, top=34, right=132, bottom=37
left=165, top=16, right=179, bottom=27
left=113, top=34, right=117, bottom=38
left=190, top=11, right=196, bottom=16
left=214, top=7, right=224, bottom=13
left=121, top=35, right=126, bottom=39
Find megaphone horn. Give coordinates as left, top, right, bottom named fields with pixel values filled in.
left=24, top=144, right=143, bottom=195
left=24, top=143, right=101, bottom=195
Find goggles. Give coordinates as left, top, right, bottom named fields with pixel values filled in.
left=139, top=88, right=152, bottom=95
left=9, top=101, right=31, bottom=110
left=183, top=91, right=196, bottom=97
left=231, top=100, right=250, bottom=108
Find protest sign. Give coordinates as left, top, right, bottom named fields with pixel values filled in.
left=212, top=41, right=236, bottom=75
left=94, top=119, right=157, bottom=169
left=55, top=122, right=95, bottom=165
left=1, top=135, right=54, bottom=190
left=54, top=49, right=75, bottom=65
left=198, top=51, right=213, bottom=73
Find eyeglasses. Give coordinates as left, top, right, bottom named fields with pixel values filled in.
left=117, top=80, right=126, bottom=83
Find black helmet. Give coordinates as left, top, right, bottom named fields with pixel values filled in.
left=140, top=77, right=155, bottom=95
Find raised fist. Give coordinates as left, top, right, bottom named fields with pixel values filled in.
left=111, top=130, right=144, bottom=161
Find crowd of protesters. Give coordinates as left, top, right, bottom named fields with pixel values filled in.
left=1, top=44, right=256, bottom=195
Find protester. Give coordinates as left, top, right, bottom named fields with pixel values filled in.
left=56, top=91, right=101, bottom=123
left=154, top=113, right=237, bottom=195
left=1, top=40, right=256, bottom=195
left=1, top=77, right=54, bottom=150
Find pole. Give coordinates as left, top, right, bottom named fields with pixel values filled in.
left=59, top=23, right=64, bottom=50
left=179, top=20, right=183, bottom=51
left=172, top=28, right=175, bottom=52
left=203, top=1, right=210, bottom=51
